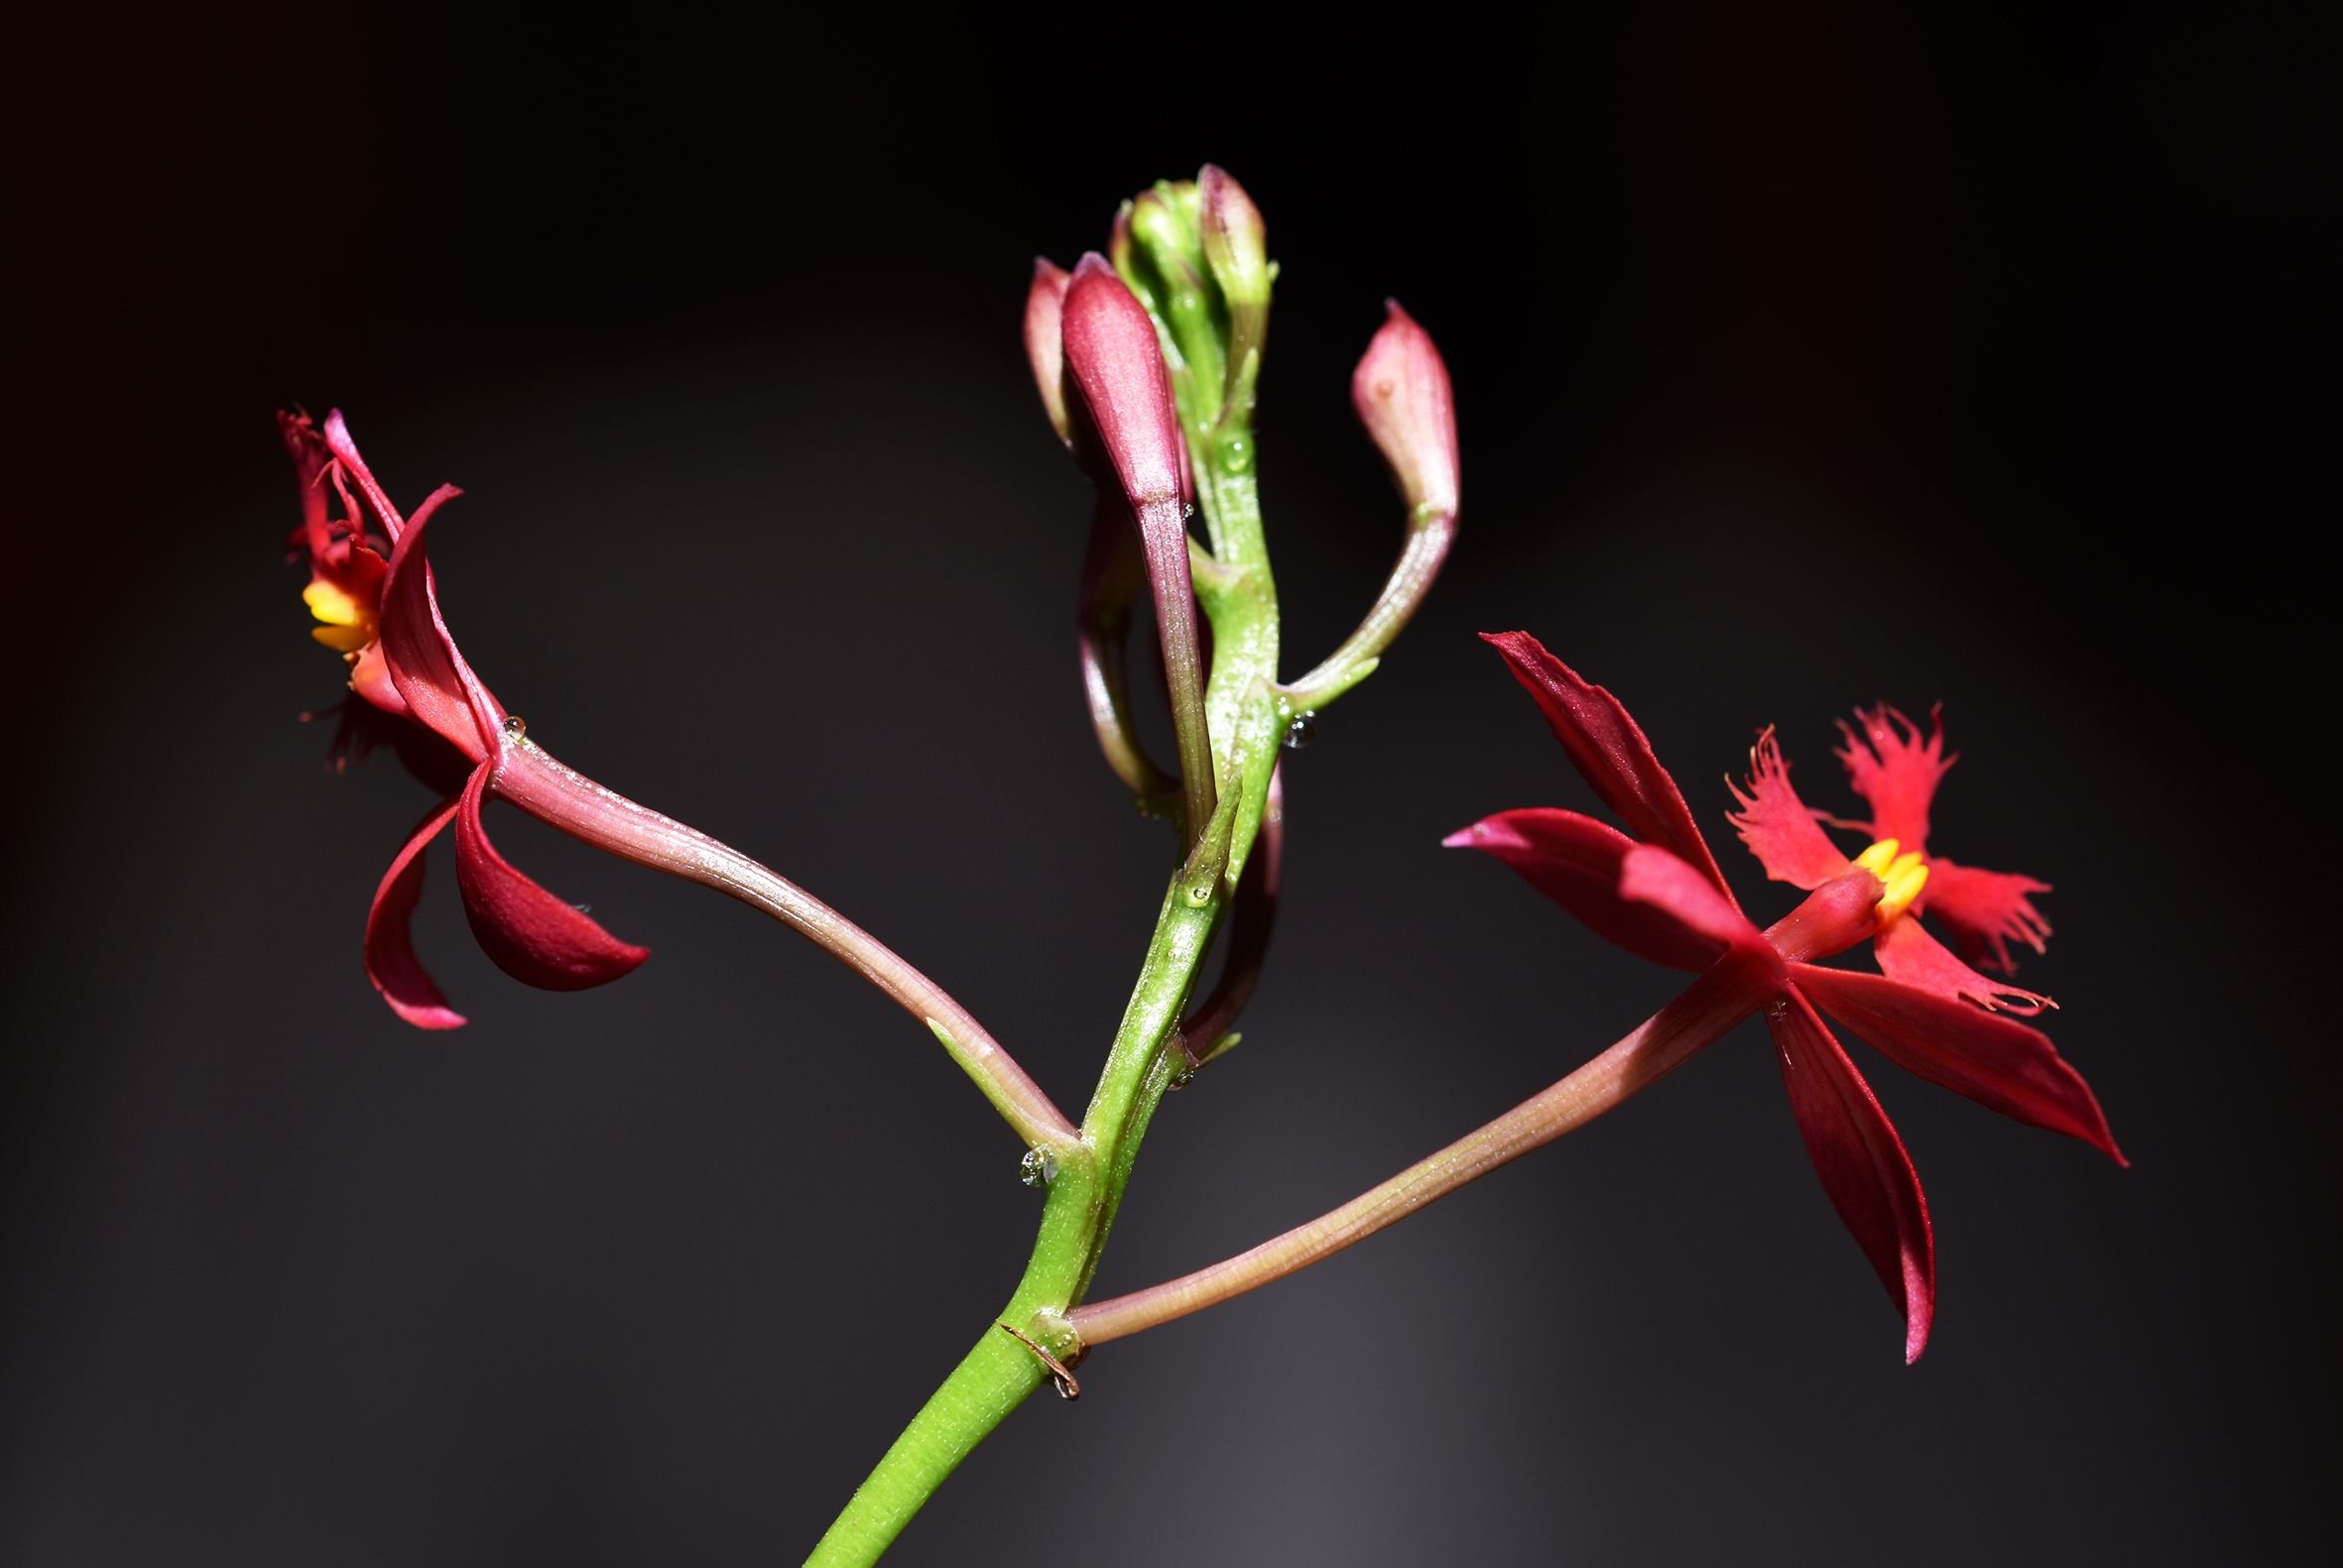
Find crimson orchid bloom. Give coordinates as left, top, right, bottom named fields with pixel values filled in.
left=282, top=410, right=648, bottom=1029
left=1446, top=632, right=2122, bottom=1361
left=1731, top=709, right=2055, bottom=1013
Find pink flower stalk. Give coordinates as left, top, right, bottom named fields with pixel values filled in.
left=1731, top=709, right=2055, bottom=1012
left=283, top=412, right=1078, bottom=1146
left=1027, top=254, right=1218, bottom=845
left=1447, top=632, right=2123, bottom=1361
left=283, top=411, right=647, bottom=1028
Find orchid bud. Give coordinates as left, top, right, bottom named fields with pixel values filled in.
left=1060, top=251, right=1218, bottom=847
left=1117, top=182, right=1226, bottom=429
left=1024, top=258, right=1074, bottom=447
left=1061, top=253, right=1185, bottom=513
left=1199, top=165, right=1271, bottom=426
left=1126, top=182, right=1205, bottom=280
left=1197, top=165, right=1269, bottom=309
left=1351, top=302, right=1459, bottom=521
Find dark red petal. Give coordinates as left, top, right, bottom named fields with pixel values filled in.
left=1617, top=843, right=1772, bottom=956
left=1922, top=858, right=2053, bottom=975
left=1443, top=809, right=1737, bottom=971
left=1728, top=728, right=1853, bottom=891
left=452, top=766, right=650, bottom=992
left=1874, top=915, right=2053, bottom=1016
left=1834, top=704, right=1953, bottom=855
left=377, top=483, right=504, bottom=763
left=1480, top=633, right=1733, bottom=898
left=1793, top=964, right=2123, bottom=1163
left=1766, top=987, right=1936, bottom=1363
left=363, top=798, right=467, bottom=1029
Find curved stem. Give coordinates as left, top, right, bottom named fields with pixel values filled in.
left=488, top=739, right=1079, bottom=1152
left=1068, top=958, right=1767, bottom=1347
left=1283, top=508, right=1457, bottom=710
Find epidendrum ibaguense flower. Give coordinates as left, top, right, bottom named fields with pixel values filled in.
left=282, top=410, right=647, bottom=1027
left=279, top=409, right=1076, bottom=1147
left=1069, top=633, right=2121, bottom=1369
left=1446, top=633, right=2124, bottom=1359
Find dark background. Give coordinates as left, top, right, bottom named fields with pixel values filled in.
left=4, top=3, right=2331, bottom=1562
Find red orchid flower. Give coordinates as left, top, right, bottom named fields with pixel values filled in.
left=1729, top=709, right=2055, bottom=1013
left=1446, top=631, right=2122, bottom=1361
left=282, top=410, right=647, bottom=1029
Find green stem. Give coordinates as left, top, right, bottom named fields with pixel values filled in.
left=805, top=449, right=1279, bottom=1567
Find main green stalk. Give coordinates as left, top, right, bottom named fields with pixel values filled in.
left=806, top=441, right=1279, bottom=1566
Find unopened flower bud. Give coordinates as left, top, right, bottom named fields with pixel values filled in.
left=1024, top=258, right=1074, bottom=446
left=1126, top=183, right=1205, bottom=284
left=1198, top=165, right=1269, bottom=309
left=1060, top=253, right=1185, bottom=512
left=1351, top=302, right=1459, bottom=520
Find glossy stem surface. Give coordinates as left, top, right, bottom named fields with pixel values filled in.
left=806, top=423, right=1282, bottom=1567
left=1284, top=507, right=1457, bottom=710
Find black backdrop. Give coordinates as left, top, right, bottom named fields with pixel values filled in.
left=4, top=4, right=2331, bottom=1563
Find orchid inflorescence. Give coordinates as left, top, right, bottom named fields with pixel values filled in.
left=276, top=165, right=2120, bottom=1565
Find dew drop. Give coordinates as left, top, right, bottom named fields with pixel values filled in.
left=1019, top=1148, right=1059, bottom=1189
left=501, top=714, right=528, bottom=741
left=1283, top=711, right=1318, bottom=751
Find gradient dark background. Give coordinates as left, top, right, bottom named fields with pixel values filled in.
left=4, top=3, right=2331, bottom=1562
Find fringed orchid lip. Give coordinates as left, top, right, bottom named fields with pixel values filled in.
left=1729, top=721, right=2054, bottom=1014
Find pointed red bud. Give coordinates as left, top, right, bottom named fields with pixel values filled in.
left=1024, top=258, right=1074, bottom=447
left=1061, top=253, right=1185, bottom=512
left=1352, top=302, right=1459, bottom=519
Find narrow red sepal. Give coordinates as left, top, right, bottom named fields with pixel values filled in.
left=1480, top=633, right=1734, bottom=897
left=1766, top=988, right=1936, bottom=1363
left=451, top=767, right=650, bottom=992
left=363, top=797, right=467, bottom=1029
left=1793, top=964, right=2124, bottom=1163
left=1617, top=844, right=1773, bottom=959
left=1443, top=810, right=1736, bottom=972
left=376, top=483, right=504, bottom=763
left=320, top=409, right=408, bottom=545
